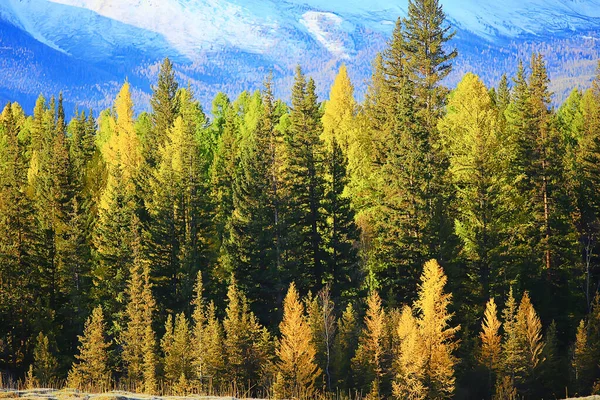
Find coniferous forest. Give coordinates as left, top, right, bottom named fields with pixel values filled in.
left=3, top=1, right=600, bottom=399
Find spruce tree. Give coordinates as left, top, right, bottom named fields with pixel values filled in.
left=282, top=67, right=326, bottom=293
left=225, top=79, right=284, bottom=323
left=148, top=57, right=179, bottom=166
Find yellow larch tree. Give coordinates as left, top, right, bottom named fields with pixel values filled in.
left=352, top=290, right=387, bottom=398
left=414, top=259, right=460, bottom=399
left=274, top=283, right=321, bottom=399
left=99, top=82, right=144, bottom=208
left=67, top=306, right=111, bottom=391
left=393, top=305, right=426, bottom=400
left=479, top=298, right=502, bottom=373
left=322, top=64, right=357, bottom=154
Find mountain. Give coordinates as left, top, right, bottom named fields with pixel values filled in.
left=1, top=0, right=600, bottom=113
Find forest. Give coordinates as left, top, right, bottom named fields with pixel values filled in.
left=2, top=0, right=600, bottom=399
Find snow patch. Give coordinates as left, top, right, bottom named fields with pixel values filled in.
left=300, top=11, right=352, bottom=59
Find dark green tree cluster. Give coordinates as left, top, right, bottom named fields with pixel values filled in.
left=3, top=0, right=600, bottom=398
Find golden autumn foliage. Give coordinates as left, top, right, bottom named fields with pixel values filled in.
left=352, top=290, right=387, bottom=398
left=274, top=283, right=321, bottom=399
left=322, top=64, right=357, bottom=153
left=414, top=259, right=460, bottom=399
left=479, top=298, right=502, bottom=372
left=67, top=306, right=111, bottom=390
left=516, top=292, right=544, bottom=371
left=393, top=305, right=426, bottom=400
left=99, top=82, right=143, bottom=209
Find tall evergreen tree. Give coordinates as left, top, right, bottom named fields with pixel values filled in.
left=148, top=57, right=179, bottom=166
left=282, top=68, right=326, bottom=294
left=225, top=79, right=285, bottom=323
left=147, top=88, right=212, bottom=314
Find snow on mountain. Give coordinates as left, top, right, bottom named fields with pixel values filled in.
left=3, top=0, right=599, bottom=62
left=0, top=0, right=599, bottom=112
left=300, top=12, right=354, bottom=60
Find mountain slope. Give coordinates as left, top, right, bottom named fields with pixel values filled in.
left=0, top=0, right=599, bottom=112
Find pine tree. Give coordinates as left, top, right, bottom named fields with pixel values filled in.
left=275, top=283, right=321, bottom=399
left=33, top=332, right=58, bottom=386
left=414, top=260, right=459, bottom=399
left=67, top=306, right=111, bottom=390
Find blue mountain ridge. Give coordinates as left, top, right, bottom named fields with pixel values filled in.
left=0, top=0, right=599, bottom=115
